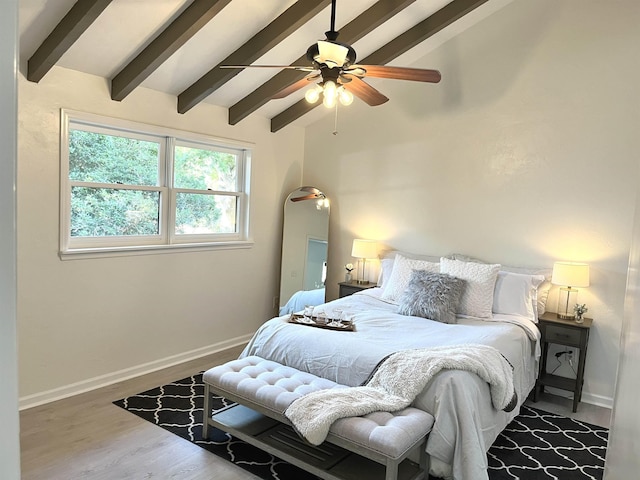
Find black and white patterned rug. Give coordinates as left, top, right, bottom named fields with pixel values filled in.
left=114, top=373, right=608, bottom=480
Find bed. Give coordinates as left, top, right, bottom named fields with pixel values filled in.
left=241, top=253, right=551, bottom=480
left=279, top=287, right=326, bottom=316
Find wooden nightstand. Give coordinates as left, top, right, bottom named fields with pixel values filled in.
left=338, top=281, right=377, bottom=298
left=534, top=311, right=593, bottom=412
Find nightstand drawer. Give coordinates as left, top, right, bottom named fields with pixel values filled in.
left=546, top=325, right=581, bottom=346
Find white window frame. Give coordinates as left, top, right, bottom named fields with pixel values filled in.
left=60, top=109, right=253, bottom=259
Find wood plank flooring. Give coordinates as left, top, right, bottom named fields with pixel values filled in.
left=524, top=392, right=611, bottom=428
left=20, top=346, right=611, bottom=479
left=20, top=345, right=261, bottom=480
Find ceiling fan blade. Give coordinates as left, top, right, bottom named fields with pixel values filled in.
left=343, top=76, right=388, bottom=106
left=220, top=65, right=316, bottom=72
left=348, top=65, right=442, bottom=83
left=291, top=194, right=321, bottom=202
left=272, top=75, right=319, bottom=99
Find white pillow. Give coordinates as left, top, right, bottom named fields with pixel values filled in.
left=377, top=250, right=441, bottom=287
left=448, top=253, right=552, bottom=316
left=440, top=257, right=501, bottom=318
left=381, top=254, right=440, bottom=304
left=536, top=280, right=552, bottom=316
left=377, top=257, right=395, bottom=287
left=500, top=266, right=552, bottom=316
left=493, top=271, right=545, bottom=321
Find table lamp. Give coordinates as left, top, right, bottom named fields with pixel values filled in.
left=551, top=261, right=590, bottom=319
left=351, top=239, right=378, bottom=284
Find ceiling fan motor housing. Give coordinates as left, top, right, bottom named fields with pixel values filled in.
left=321, top=67, right=341, bottom=84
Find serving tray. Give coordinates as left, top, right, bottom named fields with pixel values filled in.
left=288, top=313, right=355, bottom=331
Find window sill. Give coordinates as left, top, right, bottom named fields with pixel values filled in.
left=59, top=240, right=254, bottom=260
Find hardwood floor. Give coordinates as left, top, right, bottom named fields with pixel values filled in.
left=20, top=346, right=611, bottom=479
left=525, top=391, right=611, bottom=428
left=20, top=345, right=261, bottom=480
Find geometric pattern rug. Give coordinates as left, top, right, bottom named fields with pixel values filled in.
left=114, top=373, right=608, bottom=480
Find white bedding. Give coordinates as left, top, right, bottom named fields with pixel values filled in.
left=278, top=287, right=325, bottom=316
left=241, top=288, right=540, bottom=480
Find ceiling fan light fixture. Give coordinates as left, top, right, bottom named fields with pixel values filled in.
left=322, top=80, right=337, bottom=108
left=316, top=40, right=348, bottom=68
left=304, top=84, right=323, bottom=103
left=306, top=40, right=356, bottom=69
left=307, top=81, right=354, bottom=108
left=338, top=86, right=353, bottom=106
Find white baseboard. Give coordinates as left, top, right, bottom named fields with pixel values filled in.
left=19, top=334, right=253, bottom=411
left=580, top=391, right=614, bottom=410
left=545, top=386, right=614, bottom=410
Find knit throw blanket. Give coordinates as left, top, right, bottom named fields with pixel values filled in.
left=284, top=344, right=517, bottom=445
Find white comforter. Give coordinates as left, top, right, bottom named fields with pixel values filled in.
left=278, top=287, right=325, bottom=316
left=241, top=288, right=540, bottom=480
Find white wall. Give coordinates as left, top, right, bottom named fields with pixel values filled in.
left=17, top=67, right=306, bottom=405
left=304, top=0, right=640, bottom=408
left=0, top=0, right=21, bottom=476
left=605, top=167, right=640, bottom=477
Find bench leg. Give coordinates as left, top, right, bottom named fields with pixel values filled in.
left=385, top=459, right=399, bottom=480
left=202, top=382, right=211, bottom=439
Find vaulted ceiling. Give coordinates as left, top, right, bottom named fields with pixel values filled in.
left=20, top=0, right=509, bottom=132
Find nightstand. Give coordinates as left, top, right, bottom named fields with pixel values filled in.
left=338, top=281, right=377, bottom=298
left=534, top=311, right=593, bottom=412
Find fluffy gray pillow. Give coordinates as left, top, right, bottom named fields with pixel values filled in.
left=398, top=270, right=466, bottom=324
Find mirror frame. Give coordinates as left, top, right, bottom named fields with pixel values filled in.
left=279, top=187, right=330, bottom=313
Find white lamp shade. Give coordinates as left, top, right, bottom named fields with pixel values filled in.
left=316, top=40, right=348, bottom=67
left=351, top=239, right=378, bottom=259
left=551, top=262, right=590, bottom=287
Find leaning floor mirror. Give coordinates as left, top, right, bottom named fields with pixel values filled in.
left=278, top=187, right=330, bottom=316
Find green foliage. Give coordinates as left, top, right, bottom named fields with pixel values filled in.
left=174, top=145, right=237, bottom=191
left=69, top=130, right=159, bottom=185
left=71, top=187, right=159, bottom=237
left=68, top=128, right=239, bottom=238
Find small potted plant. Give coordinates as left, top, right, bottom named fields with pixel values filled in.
left=574, top=303, right=588, bottom=323
left=344, top=263, right=354, bottom=282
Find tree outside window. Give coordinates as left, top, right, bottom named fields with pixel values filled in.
left=60, top=110, right=250, bottom=256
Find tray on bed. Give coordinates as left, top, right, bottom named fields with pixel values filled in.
left=288, top=313, right=355, bottom=331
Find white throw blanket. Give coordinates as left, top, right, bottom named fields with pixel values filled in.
left=284, top=344, right=516, bottom=445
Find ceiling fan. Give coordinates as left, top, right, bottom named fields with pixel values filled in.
left=290, top=186, right=326, bottom=202
left=222, top=0, right=441, bottom=109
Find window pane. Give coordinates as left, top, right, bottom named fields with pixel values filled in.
left=70, top=187, right=160, bottom=237
left=174, top=145, right=238, bottom=191
left=175, top=193, right=237, bottom=234
left=69, top=129, right=160, bottom=185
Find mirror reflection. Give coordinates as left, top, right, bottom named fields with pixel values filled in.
left=279, top=187, right=330, bottom=315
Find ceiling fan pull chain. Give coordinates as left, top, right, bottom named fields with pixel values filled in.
left=333, top=102, right=339, bottom=135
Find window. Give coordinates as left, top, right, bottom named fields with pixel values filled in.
left=60, top=110, right=251, bottom=257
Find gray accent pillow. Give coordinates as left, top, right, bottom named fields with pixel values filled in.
left=397, top=270, right=466, bottom=324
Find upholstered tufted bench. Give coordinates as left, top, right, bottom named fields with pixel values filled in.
left=202, top=356, right=434, bottom=480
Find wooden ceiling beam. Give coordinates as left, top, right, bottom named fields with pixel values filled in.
left=363, top=0, right=490, bottom=65
left=111, top=0, right=232, bottom=102
left=229, top=0, right=419, bottom=126
left=178, top=0, right=332, bottom=115
left=27, top=0, right=113, bottom=83
left=270, top=0, right=489, bottom=132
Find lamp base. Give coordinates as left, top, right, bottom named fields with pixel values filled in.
left=557, top=287, right=578, bottom=320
